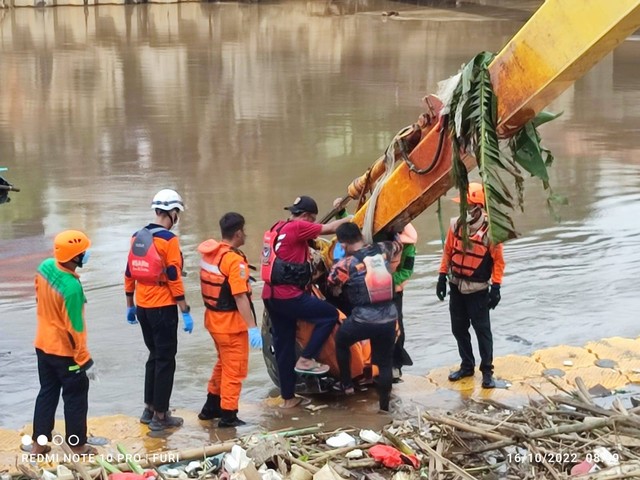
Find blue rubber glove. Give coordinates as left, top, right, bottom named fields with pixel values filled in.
left=127, top=306, right=138, bottom=325
left=248, top=327, right=263, bottom=349
left=182, top=311, right=194, bottom=334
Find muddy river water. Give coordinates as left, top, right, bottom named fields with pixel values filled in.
left=1, top=1, right=640, bottom=431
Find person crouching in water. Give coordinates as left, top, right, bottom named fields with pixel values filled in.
left=327, top=223, right=402, bottom=411
left=197, top=213, right=263, bottom=427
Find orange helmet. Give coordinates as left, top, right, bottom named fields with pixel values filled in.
left=54, top=230, right=92, bottom=263
left=453, top=182, right=485, bottom=206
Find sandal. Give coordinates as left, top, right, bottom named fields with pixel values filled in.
left=331, top=383, right=355, bottom=395
left=278, top=396, right=312, bottom=409
left=20, top=444, right=52, bottom=454
left=294, top=360, right=330, bottom=375
left=72, top=445, right=98, bottom=455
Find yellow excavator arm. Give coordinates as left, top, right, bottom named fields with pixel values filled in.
left=345, top=0, right=640, bottom=236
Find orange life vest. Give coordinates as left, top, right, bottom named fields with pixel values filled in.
left=200, top=243, right=246, bottom=312
left=450, top=218, right=493, bottom=283
left=127, top=227, right=166, bottom=285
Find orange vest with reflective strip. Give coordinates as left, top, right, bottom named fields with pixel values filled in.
left=200, top=244, right=246, bottom=312
left=450, top=219, right=493, bottom=283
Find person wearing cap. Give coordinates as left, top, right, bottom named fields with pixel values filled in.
left=436, top=182, right=505, bottom=388
left=31, top=230, right=96, bottom=456
left=124, top=189, right=192, bottom=431
left=261, top=195, right=351, bottom=409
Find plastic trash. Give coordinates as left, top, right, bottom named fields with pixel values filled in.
left=42, top=471, right=57, bottom=480
left=593, top=447, right=619, bottom=467
left=57, top=466, right=74, bottom=480
left=570, top=460, right=597, bottom=475
left=369, top=445, right=419, bottom=469
left=224, top=445, right=251, bottom=473
left=359, top=429, right=382, bottom=444
left=109, top=474, right=146, bottom=480
left=289, top=464, right=312, bottom=480
left=312, top=464, right=348, bottom=480
left=325, top=432, right=356, bottom=448
left=258, top=468, right=284, bottom=480
left=345, top=449, right=363, bottom=459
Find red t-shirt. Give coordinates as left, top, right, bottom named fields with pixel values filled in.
left=262, top=219, right=323, bottom=300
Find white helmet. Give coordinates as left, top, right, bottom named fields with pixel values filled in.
left=151, top=189, right=185, bottom=212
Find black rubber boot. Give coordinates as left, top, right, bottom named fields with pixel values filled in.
left=218, top=409, right=246, bottom=428
left=448, top=369, right=474, bottom=381
left=198, top=394, right=222, bottom=420
left=482, top=372, right=496, bottom=389
left=377, top=386, right=392, bottom=412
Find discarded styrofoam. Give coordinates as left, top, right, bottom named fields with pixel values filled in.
left=563, top=360, right=574, bottom=367
left=224, top=445, right=251, bottom=473
left=326, top=432, right=356, bottom=448
left=359, top=429, right=382, bottom=443
left=184, top=461, right=201, bottom=475
left=345, top=449, right=363, bottom=459
left=593, top=447, right=620, bottom=467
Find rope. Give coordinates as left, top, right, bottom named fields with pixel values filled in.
left=362, top=132, right=401, bottom=244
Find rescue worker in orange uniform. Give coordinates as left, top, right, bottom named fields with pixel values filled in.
left=125, top=189, right=192, bottom=431
left=436, top=182, right=505, bottom=389
left=31, top=230, right=97, bottom=456
left=197, top=212, right=262, bottom=427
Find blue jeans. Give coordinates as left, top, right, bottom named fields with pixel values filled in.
left=264, top=294, right=338, bottom=400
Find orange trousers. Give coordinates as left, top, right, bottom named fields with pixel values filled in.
left=207, top=330, right=249, bottom=411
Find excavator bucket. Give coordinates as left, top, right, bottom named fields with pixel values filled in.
left=351, top=0, right=640, bottom=236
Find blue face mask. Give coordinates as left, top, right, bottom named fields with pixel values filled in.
left=79, top=250, right=91, bottom=268
left=333, top=242, right=346, bottom=262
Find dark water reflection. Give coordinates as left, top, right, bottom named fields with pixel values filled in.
left=1, top=1, right=639, bottom=429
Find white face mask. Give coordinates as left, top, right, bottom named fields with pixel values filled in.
left=466, top=205, right=482, bottom=223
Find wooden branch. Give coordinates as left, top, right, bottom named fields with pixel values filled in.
left=414, top=437, right=476, bottom=480
left=309, top=443, right=373, bottom=464
left=423, top=413, right=512, bottom=442
left=525, top=442, right=562, bottom=480
left=574, top=377, right=595, bottom=406
left=288, top=454, right=320, bottom=474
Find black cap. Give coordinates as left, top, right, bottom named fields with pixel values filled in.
left=284, top=196, right=318, bottom=215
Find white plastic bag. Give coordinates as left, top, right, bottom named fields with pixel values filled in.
left=224, top=445, right=251, bottom=473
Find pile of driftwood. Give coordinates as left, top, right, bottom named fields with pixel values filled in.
left=250, top=378, right=640, bottom=479
left=14, top=378, right=640, bottom=480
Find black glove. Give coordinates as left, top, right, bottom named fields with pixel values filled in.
left=488, top=284, right=501, bottom=309
left=436, top=273, right=447, bottom=301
